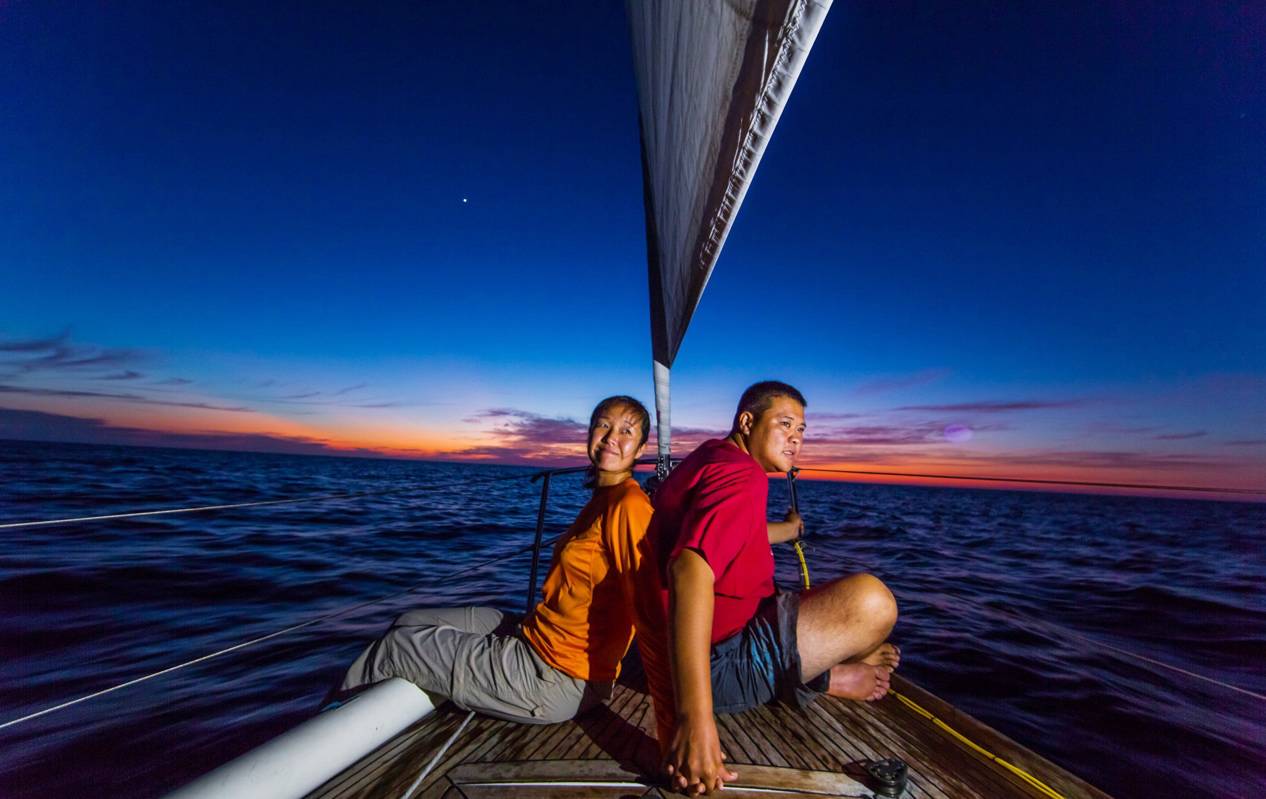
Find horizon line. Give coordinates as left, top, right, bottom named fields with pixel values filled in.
left=5, top=435, right=1263, bottom=505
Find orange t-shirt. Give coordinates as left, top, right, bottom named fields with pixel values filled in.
left=521, top=477, right=653, bottom=682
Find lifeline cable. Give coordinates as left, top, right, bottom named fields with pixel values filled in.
left=961, top=598, right=1266, bottom=703
left=0, top=535, right=560, bottom=733
left=794, top=466, right=1264, bottom=496
left=0, top=471, right=534, bottom=531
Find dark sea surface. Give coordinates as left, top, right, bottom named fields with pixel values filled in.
left=2, top=440, right=1263, bottom=798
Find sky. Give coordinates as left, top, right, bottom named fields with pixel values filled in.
left=1, top=1, right=1263, bottom=498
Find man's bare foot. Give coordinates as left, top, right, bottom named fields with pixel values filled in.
left=827, top=663, right=892, bottom=701
left=859, top=642, right=901, bottom=671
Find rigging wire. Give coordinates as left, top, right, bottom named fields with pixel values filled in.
left=793, top=540, right=1262, bottom=799
left=0, top=471, right=535, bottom=531
left=401, top=710, right=476, bottom=799
left=794, top=466, right=1264, bottom=496
left=0, top=535, right=558, bottom=733
left=962, top=599, right=1266, bottom=703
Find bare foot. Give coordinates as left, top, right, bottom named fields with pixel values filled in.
left=859, top=642, right=901, bottom=671
left=827, top=663, right=893, bottom=701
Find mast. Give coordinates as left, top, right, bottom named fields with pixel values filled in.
left=627, top=0, right=834, bottom=475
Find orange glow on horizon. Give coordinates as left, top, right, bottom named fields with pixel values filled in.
left=8, top=394, right=1261, bottom=501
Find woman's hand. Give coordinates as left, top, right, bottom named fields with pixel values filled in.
left=663, top=714, right=737, bottom=795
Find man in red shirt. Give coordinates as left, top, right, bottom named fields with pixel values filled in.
left=636, top=381, right=900, bottom=796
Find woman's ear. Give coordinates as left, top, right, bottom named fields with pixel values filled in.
left=737, top=411, right=754, bottom=435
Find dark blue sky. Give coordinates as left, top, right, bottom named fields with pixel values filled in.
left=2, top=1, right=1263, bottom=492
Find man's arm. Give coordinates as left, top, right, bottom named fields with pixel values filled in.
left=664, top=549, right=737, bottom=795
left=767, top=509, right=802, bottom=544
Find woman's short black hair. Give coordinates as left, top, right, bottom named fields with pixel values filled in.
left=731, top=380, right=807, bottom=432
left=589, top=395, right=651, bottom=449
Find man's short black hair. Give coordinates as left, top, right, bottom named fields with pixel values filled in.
left=731, top=381, right=807, bottom=432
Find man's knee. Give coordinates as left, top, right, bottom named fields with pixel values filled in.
left=855, top=574, right=896, bottom=630
left=846, top=572, right=898, bottom=631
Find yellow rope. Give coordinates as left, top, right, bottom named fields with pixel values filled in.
left=889, top=689, right=1066, bottom=799
left=792, top=540, right=811, bottom=590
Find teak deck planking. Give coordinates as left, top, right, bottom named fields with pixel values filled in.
left=306, top=673, right=1111, bottom=799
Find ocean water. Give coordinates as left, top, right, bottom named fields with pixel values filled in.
left=2, top=439, right=1263, bottom=798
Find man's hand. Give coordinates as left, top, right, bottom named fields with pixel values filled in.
left=767, top=510, right=802, bottom=544
left=664, top=714, right=737, bottom=795
left=666, top=550, right=734, bottom=794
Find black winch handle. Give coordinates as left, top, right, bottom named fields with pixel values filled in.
left=866, top=757, right=909, bottom=798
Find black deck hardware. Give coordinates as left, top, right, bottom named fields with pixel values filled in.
left=866, top=757, right=909, bottom=797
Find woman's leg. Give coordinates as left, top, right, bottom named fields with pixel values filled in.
left=337, top=606, right=585, bottom=724
left=339, top=606, right=506, bottom=695
left=391, top=606, right=511, bottom=635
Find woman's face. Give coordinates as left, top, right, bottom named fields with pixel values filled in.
left=588, top=403, right=646, bottom=476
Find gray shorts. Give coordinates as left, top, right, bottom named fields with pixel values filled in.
left=339, top=606, right=606, bottom=724
left=710, top=590, right=829, bottom=714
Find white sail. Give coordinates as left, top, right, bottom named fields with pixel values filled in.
left=627, top=0, right=833, bottom=465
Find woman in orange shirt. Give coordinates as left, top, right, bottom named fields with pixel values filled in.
left=335, top=396, right=653, bottom=723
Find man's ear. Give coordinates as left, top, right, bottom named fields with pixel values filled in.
left=737, top=411, right=754, bottom=436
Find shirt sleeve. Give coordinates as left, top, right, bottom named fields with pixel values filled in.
left=604, top=484, right=653, bottom=587
left=669, top=462, right=763, bottom=579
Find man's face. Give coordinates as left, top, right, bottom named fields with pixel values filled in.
left=741, top=395, right=805, bottom=473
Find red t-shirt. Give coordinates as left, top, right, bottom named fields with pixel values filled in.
left=633, top=438, right=775, bottom=748
left=652, top=438, right=775, bottom=643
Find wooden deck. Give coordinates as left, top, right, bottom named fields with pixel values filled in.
left=307, top=671, right=1110, bottom=799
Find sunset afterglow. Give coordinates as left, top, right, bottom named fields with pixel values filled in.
left=1, top=2, right=1261, bottom=500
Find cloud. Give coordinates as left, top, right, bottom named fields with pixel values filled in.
left=1154, top=431, right=1208, bottom=441
left=0, top=331, right=71, bottom=353
left=1225, top=439, right=1266, bottom=447
left=252, top=382, right=397, bottom=408
left=0, top=407, right=392, bottom=459
left=806, top=420, right=1010, bottom=448
left=458, top=408, right=589, bottom=463
left=0, top=384, right=253, bottom=413
left=814, top=423, right=944, bottom=446
left=456, top=409, right=724, bottom=464
left=894, top=400, right=1082, bottom=413
left=153, top=377, right=193, bottom=386
left=100, top=370, right=144, bottom=381
left=0, top=333, right=145, bottom=375
left=1084, top=422, right=1161, bottom=435
left=853, top=369, right=950, bottom=396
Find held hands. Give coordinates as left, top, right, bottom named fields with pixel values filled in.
left=664, top=714, right=737, bottom=795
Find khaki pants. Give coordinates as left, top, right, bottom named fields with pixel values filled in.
left=339, top=606, right=604, bottom=724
